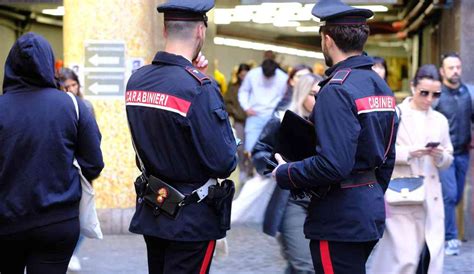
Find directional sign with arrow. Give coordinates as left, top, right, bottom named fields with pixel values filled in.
left=85, top=41, right=125, bottom=68
left=88, top=54, right=121, bottom=67
left=84, top=71, right=124, bottom=96
left=84, top=41, right=126, bottom=97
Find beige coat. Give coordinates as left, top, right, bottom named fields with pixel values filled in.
left=369, top=98, right=453, bottom=274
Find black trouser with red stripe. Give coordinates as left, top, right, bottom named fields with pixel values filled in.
left=310, top=240, right=377, bottom=274
left=143, top=235, right=216, bottom=274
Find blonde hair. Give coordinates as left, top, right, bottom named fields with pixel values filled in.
left=288, top=74, right=323, bottom=117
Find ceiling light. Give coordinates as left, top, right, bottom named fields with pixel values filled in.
left=353, top=5, right=389, bottom=12
left=213, top=3, right=387, bottom=26
left=296, top=26, right=320, bottom=33
left=252, top=8, right=275, bottom=24
left=273, top=21, right=301, bottom=27
left=260, top=2, right=302, bottom=9
left=214, top=37, right=324, bottom=59
left=304, top=4, right=388, bottom=13
left=252, top=17, right=274, bottom=24
left=214, top=9, right=233, bottom=24
left=42, top=6, right=64, bottom=16
left=234, top=5, right=260, bottom=13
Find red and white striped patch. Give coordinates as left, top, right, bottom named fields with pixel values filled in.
left=355, top=96, right=395, bottom=115
left=125, top=90, right=191, bottom=117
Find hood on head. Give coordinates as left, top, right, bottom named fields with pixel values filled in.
left=2, top=32, right=58, bottom=93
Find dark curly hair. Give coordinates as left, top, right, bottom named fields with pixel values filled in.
left=320, top=24, right=370, bottom=53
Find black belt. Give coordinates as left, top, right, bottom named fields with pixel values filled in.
left=143, top=175, right=217, bottom=219
left=340, top=170, right=377, bottom=189
left=292, top=170, right=378, bottom=200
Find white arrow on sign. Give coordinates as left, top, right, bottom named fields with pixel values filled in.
left=89, top=82, right=120, bottom=95
left=88, top=54, right=120, bottom=66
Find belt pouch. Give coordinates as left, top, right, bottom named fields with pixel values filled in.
left=143, top=175, right=185, bottom=219
left=134, top=175, right=147, bottom=197
left=208, top=179, right=235, bottom=230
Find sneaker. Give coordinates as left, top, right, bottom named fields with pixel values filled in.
left=445, top=239, right=460, bottom=256
left=68, top=255, right=82, bottom=272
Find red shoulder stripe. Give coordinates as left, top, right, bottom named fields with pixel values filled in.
left=125, top=90, right=191, bottom=117
left=355, top=96, right=396, bottom=114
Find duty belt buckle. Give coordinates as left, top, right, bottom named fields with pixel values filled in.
left=192, top=187, right=208, bottom=203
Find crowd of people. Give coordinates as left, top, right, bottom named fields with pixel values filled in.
left=0, top=0, right=472, bottom=273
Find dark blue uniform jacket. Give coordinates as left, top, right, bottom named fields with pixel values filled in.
left=276, top=55, right=397, bottom=242
left=434, top=83, right=473, bottom=155
left=0, top=33, right=104, bottom=235
left=126, top=52, right=237, bottom=241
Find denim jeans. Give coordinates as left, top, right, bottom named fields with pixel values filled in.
left=440, top=152, right=470, bottom=240
left=244, top=114, right=272, bottom=152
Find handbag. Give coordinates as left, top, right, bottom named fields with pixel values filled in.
left=68, top=92, right=103, bottom=239
left=385, top=176, right=426, bottom=205
left=385, top=106, right=426, bottom=206
left=74, top=160, right=103, bottom=239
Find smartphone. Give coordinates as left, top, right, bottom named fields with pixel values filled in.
left=425, top=142, right=440, bottom=148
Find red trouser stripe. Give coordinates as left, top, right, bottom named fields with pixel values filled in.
left=320, top=240, right=335, bottom=274
left=199, top=240, right=216, bottom=274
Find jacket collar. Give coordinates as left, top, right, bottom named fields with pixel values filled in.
left=400, top=97, right=435, bottom=119
left=319, top=54, right=373, bottom=87
left=152, top=51, right=193, bottom=67
left=325, top=53, right=374, bottom=77
left=442, top=82, right=468, bottom=95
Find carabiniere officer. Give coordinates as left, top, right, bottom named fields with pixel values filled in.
left=273, top=0, right=398, bottom=273
left=125, top=0, right=237, bottom=273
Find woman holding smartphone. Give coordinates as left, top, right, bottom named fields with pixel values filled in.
left=369, top=64, right=453, bottom=274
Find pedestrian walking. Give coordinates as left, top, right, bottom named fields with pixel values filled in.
left=58, top=67, right=98, bottom=272
left=238, top=58, right=287, bottom=154
left=434, top=52, right=473, bottom=256
left=369, top=64, right=453, bottom=274
left=224, top=63, right=253, bottom=185
left=0, top=32, right=104, bottom=274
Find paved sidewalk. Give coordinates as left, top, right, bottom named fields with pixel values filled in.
left=72, top=224, right=474, bottom=274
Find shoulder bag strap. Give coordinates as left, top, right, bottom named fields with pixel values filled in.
left=125, top=111, right=147, bottom=177
left=67, top=92, right=79, bottom=120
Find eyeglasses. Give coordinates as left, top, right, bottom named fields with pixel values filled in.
left=419, top=90, right=441, bottom=98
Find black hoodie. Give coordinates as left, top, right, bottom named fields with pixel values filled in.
left=0, top=32, right=104, bottom=235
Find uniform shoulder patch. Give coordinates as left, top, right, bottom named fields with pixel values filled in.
left=184, top=66, right=211, bottom=85
left=329, top=69, right=351, bottom=85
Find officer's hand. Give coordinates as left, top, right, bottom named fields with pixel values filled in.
left=272, top=153, right=287, bottom=178
left=193, top=51, right=209, bottom=74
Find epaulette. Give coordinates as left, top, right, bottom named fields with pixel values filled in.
left=329, top=69, right=351, bottom=85
left=184, top=66, right=211, bottom=85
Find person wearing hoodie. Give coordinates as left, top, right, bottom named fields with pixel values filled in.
left=58, top=67, right=97, bottom=272
left=0, top=32, right=104, bottom=273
